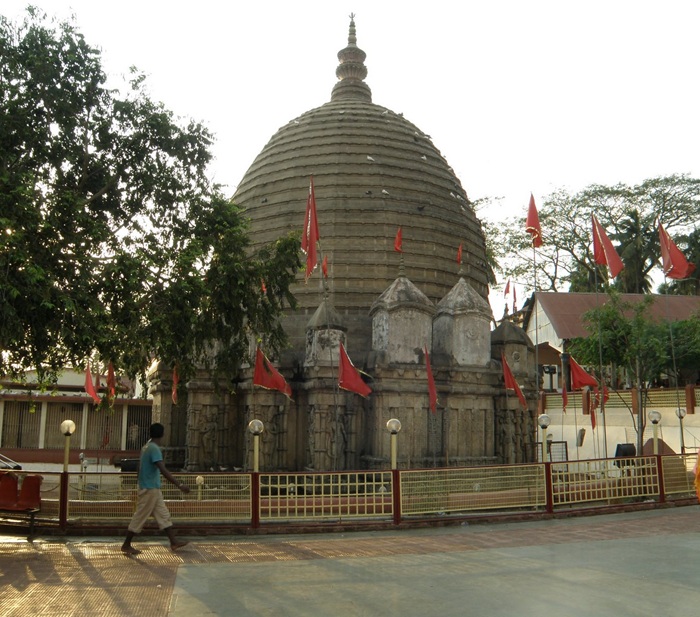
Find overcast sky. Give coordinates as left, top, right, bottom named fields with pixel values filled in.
left=4, top=1, right=700, bottom=312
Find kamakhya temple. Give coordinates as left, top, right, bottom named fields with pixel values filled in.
left=148, top=17, right=538, bottom=472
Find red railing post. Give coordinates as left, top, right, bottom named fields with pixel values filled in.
left=544, top=462, right=554, bottom=513
left=656, top=455, right=666, bottom=503
left=59, top=471, right=69, bottom=530
left=251, top=472, right=260, bottom=529
left=392, top=469, right=401, bottom=525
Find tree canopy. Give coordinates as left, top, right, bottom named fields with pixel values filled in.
left=486, top=175, right=700, bottom=295
left=0, top=9, right=300, bottom=386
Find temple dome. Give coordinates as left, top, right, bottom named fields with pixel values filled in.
left=233, top=17, right=490, bottom=353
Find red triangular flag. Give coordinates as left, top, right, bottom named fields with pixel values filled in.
left=592, top=215, right=624, bottom=279
left=322, top=255, right=328, bottom=278
left=659, top=222, right=695, bottom=280
left=84, top=360, right=100, bottom=404
left=107, top=361, right=116, bottom=403
left=562, top=381, right=568, bottom=413
left=569, top=356, right=598, bottom=390
left=172, top=364, right=180, bottom=405
left=338, top=343, right=372, bottom=398
left=253, top=348, right=292, bottom=399
left=394, top=226, right=403, bottom=253
left=261, top=279, right=267, bottom=294
left=526, top=194, right=543, bottom=248
left=456, top=243, right=463, bottom=265
left=590, top=403, right=597, bottom=430
left=425, top=346, right=438, bottom=413
left=504, top=278, right=511, bottom=298
left=301, top=176, right=320, bottom=282
left=501, top=353, right=528, bottom=410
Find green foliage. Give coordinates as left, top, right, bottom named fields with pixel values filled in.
left=485, top=176, right=700, bottom=294
left=0, top=10, right=300, bottom=386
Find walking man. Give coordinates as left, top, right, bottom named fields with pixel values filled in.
left=122, top=422, right=190, bottom=555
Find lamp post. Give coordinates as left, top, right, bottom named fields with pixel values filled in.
left=537, top=414, right=550, bottom=463
left=59, top=419, right=75, bottom=530
left=60, top=419, right=76, bottom=473
left=675, top=408, right=687, bottom=454
left=386, top=419, right=402, bottom=470
left=248, top=419, right=264, bottom=473
left=648, top=410, right=662, bottom=455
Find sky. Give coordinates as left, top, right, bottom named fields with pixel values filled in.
left=4, top=0, right=700, bottom=314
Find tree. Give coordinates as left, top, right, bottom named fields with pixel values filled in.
left=485, top=176, right=700, bottom=294
left=0, top=10, right=300, bottom=386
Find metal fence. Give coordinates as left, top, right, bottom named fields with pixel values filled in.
left=3, top=453, right=697, bottom=534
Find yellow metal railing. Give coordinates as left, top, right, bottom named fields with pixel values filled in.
left=258, top=472, right=393, bottom=521
left=400, top=465, right=545, bottom=516
left=550, top=457, right=660, bottom=506
left=3, top=454, right=696, bottom=531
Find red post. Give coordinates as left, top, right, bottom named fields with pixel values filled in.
left=59, top=471, right=69, bottom=530
left=656, top=455, right=666, bottom=504
left=544, top=462, right=554, bottom=513
left=251, top=473, right=260, bottom=529
left=392, top=469, right=401, bottom=525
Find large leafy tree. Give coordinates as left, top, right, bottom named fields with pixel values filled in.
left=0, top=10, right=300, bottom=385
left=486, top=175, right=700, bottom=295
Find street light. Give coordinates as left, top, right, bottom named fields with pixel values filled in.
left=60, top=419, right=76, bottom=473
left=648, top=410, right=662, bottom=455
left=537, top=414, right=550, bottom=463
left=386, top=418, right=402, bottom=470
left=248, top=419, right=264, bottom=472
left=675, top=408, right=687, bottom=454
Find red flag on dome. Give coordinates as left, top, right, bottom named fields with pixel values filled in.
left=107, top=362, right=116, bottom=403
left=172, top=364, right=180, bottom=405
left=339, top=343, right=372, bottom=398
left=526, top=194, right=543, bottom=248
left=562, top=381, right=568, bottom=414
left=394, top=226, right=403, bottom=253
left=592, top=215, right=624, bottom=279
left=456, top=243, right=463, bottom=264
left=301, top=177, right=320, bottom=282
left=569, top=356, right=598, bottom=390
left=659, top=222, right=695, bottom=280
left=504, top=279, right=511, bottom=298
left=84, top=360, right=100, bottom=404
left=425, top=346, right=438, bottom=413
left=501, top=353, right=528, bottom=410
left=322, top=255, right=328, bottom=278
left=253, top=348, right=292, bottom=399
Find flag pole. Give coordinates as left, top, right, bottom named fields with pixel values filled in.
left=593, top=265, right=609, bottom=459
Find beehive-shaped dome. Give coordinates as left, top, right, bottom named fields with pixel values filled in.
left=233, top=17, right=490, bottom=353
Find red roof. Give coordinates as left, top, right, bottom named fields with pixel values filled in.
left=533, top=292, right=700, bottom=340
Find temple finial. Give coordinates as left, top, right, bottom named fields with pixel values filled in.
left=331, top=15, right=372, bottom=102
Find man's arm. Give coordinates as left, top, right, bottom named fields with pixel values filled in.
left=156, top=460, right=190, bottom=493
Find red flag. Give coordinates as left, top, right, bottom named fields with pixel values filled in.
left=261, top=279, right=267, bottom=294
left=338, top=343, right=372, bottom=398
left=301, top=177, right=320, bottom=282
left=592, top=215, right=624, bottom=278
left=322, top=255, right=328, bottom=278
left=501, top=353, right=527, bottom=410
left=424, top=346, right=438, bottom=413
left=569, top=356, right=598, bottom=390
left=590, top=403, right=597, bottom=430
left=394, top=226, right=403, bottom=253
left=512, top=285, right=517, bottom=313
left=253, top=348, right=292, bottom=399
left=107, top=362, right=116, bottom=403
left=526, top=194, right=543, bottom=248
left=659, top=222, right=695, bottom=280
left=172, top=364, right=180, bottom=405
left=456, top=243, right=463, bottom=264
left=562, top=381, right=568, bottom=413
left=84, top=360, right=100, bottom=404
left=504, top=279, right=511, bottom=298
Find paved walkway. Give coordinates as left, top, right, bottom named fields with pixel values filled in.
left=2, top=506, right=700, bottom=616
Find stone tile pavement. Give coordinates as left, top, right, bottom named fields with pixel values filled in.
left=2, top=506, right=700, bottom=616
